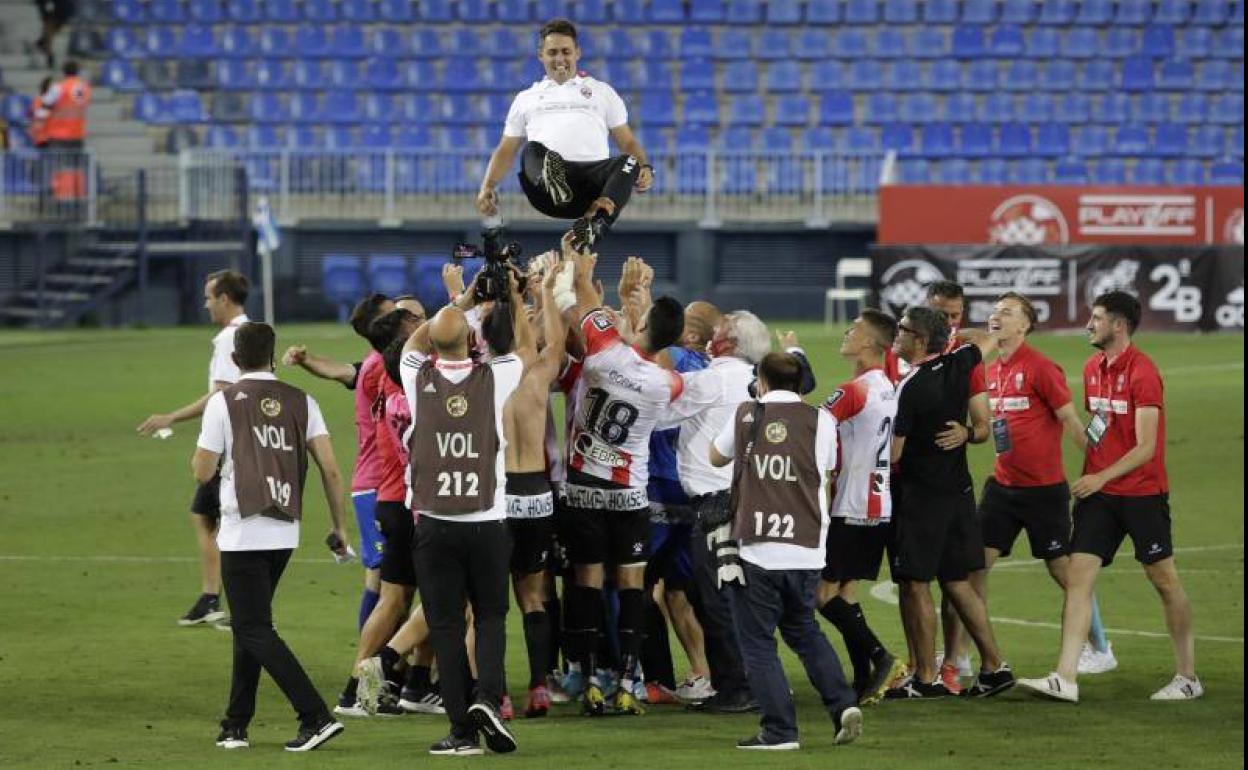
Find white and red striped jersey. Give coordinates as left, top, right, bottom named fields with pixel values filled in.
left=568, top=310, right=683, bottom=488
left=823, top=367, right=898, bottom=524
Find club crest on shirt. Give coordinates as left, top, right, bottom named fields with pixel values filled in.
left=1117, top=374, right=1126, bottom=391
left=1015, top=372, right=1024, bottom=390
left=824, top=390, right=845, bottom=409
left=580, top=85, right=593, bottom=99
left=764, top=420, right=788, bottom=444
left=260, top=397, right=282, bottom=418
left=446, top=395, right=469, bottom=418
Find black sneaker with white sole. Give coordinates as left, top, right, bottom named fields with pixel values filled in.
left=736, top=733, right=800, bottom=751
left=284, top=718, right=344, bottom=752
left=962, top=663, right=1017, bottom=698
left=833, top=706, right=863, bottom=745
left=429, top=735, right=484, bottom=756
left=541, top=150, right=573, bottom=206
left=468, top=702, right=517, bottom=754
left=400, top=685, right=447, bottom=714
left=570, top=215, right=607, bottom=253
left=215, top=723, right=249, bottom=749
left=179, top=594, right=225, bottom=626
left=884, top=676, right=955, bottom=700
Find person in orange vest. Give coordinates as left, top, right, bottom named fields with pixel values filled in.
left=30, top=77, right=53, bottom=149
left=42, top=60, right=91, bottom=149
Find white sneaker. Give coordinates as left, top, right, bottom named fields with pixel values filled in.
left=333, top=701, right=370, bottom=718
left=1150, top=675, right=1204, bottom=701
left=675, top=675, right=716, bottom=703
left=355, top=657, right=385, bottom=715
left=1017, top=672, right=1079, bottom=703
left=1078, top=642, right=1119, bottom=675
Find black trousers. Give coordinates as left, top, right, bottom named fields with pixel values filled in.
left=220, top=549, right=329, bottom=728
left=729, top=563, right=857, bottom=743
left=519, top=141, right=640, bottom=222
left=688, top=526, right=750, bottom=697
left=414, top=516, right=512, bottom=739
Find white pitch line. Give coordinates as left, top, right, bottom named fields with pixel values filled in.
left=0, top=554, right=334, bottom=565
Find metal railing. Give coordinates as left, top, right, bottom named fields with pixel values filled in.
left=178, top=149, right=886, bottom=226
left=0, top=149, right=98, bottom=225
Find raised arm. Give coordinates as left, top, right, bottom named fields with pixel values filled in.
left=608, top=124, right=653, bottom=192
left=477, top=135, right=525, bottom=217
left=282, top=346, right=357, bottom=386
left=510, top=266, right=538, bottom=369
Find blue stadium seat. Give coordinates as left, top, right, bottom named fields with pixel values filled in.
left=844, top=0, right=880, bottom=24
left=1054, top=156, right=1089, bottom=184
left=359, top=124, right=393, bottom=147
left=717, top=28, right=754, bottom=58
left=1197, top=60, right=1231, bottom=92
left=676, top=125, right=711, bottom=149
left=804, top=0, right=841, bottom=23
left=601, top=29, right=637, bottom=59
left=1075, top=0, right=1113, bottom=25
left=760, top=126, right=794, bottom=151
left=323, top=256, right=366, bottom=322
left=1158, top=59, right=1195, bottom=91
left=1138, top=92, right=1173, bottom=123
left=340, top=0, right=374, bottom=21
left=1061, top=27, right=1098, bottom=59
left=649, top=0, right=685, bottom=22
left=1209, top=157, right=1243, bottom=185
left=596, top=60, right=636, bottom=90
left=641, top=30, right=676, bottom=59
left=641, top=91, right=676, bottom=126
left=834, top=28, right=871, bottom=58
left=144, top=27, right=175, bottom=57
left=1114, top=124, right=1150, bottom=155
left=150, top=0, right=186, bottom=23
left=725, top=0, right=763, bottom=23
left=113, top=0, right=147, bottom=23
left=923, top=0, right=959, bottom=23
left=304, top=0, right=337, bottom=21
left=254, top=60, right=292, bottom=89
left=220, top=27, right=256, bottom=58
left=441, top=60, right=483, bottom=91
left=367, top=256, right=409, bottom=296
left=851, top=59, right=885, bottom=89
left=1155, top=123, right=1189, bottom=156
left=1084, top=60, right=1117, bottom=90
left=898, top=159, right=931, bottom=183
left=934, top=158, right=972, bottom=184
left=1037, top=0, right=1075, bottom=25
left=727, top=94, right=765, bottom=126
left=682, top=59, right=716, bottom=91
left=883, top=60, right=922, bottom=90
left=189, top=0, right=223, bottom=22
left=417, top=0, right=452, bottom=22
left=965, top=60, right=1000, bottom=91
left=1213, top=27, right=1245, bottom=59
left=774, top=95, right=810, bottom=126
left=723, top=61, right=758, bottom=91
left=999, top=122, right=1033, bottom=156
left=803, top=126, right=836, bottom=150
left=927, top=59, right=961, bottom=91
left=322, top=90, right=361, bottom=123
left=225, top=0, right=260, bottom=21
left=246, top=125, right=281, bottom=149
left=204, top=125, right=240, bottom=149
left=293, top=60, right=327, bottom=90
left=641, top=61, right=675, bottom=90
left=1114, top=0, right=1153, bottom=25
left=331, top=26, right=367, bottom=58
left=611, top=0, right=646, bottom=23
left=959, top=123, right=994, bottom=157
left=1176, top=27, right=1212, bottom=59
left=842, top=126, right=879, bottom=153
left=911, top=26, right=949, bottom=58
left=1193, top=0, right=1230, bottom=25
left=1036, top=122, right=1071, bottom=156
left=289, top=92, right=320, bottom=123
left=1092, top=159, right=1128, bottom=185
left=1154, top=0, right=1191, bottom=24
left=684, top=92, right=719, bottom=125
left=991, top=25, right=1026, bottom=57
left=1105, top=27, right=1140, bottom=58
left=717, top=126, right=755, bottom=150
left=795, top=28, right=832, bottom=59
left=249, top=92, right=289, bottom=123
left=1002, top=0, right=1037, bottom=24
left=874, top=27, right=908, bottom=58
left=378, top=0, right=414, bottom=22
left=1122, top=57, right=1156, bottom=91
left=867, top=92, right=899, bottom=123
left=1168, top=158, right=1206, bottom=185
left=766, top=0, right=803, bottom=24
left=365, top=58, right=403, bottom=90
left=455, top=0, right=490, bottom=21
left=1075, top=125, right=1111, bottom=155
left=1027, top=27, right=1060, bottom=58
left=1098, top=92, right=1132, bottom=124
left=757, top=28, right=794, bottom=60
left=1003, top=60, right=1039, bottom=91
left=638, top=127, right=673, bottom=154
left=102, top=59, right=143, bottom=91
left=1021, top=92, right=1056, bottom=122
left=324, top=125, right=355, bottom=149
left=1212, top=94, right=1245, bottom=125
left=405, top=61, right=438, bottom=90
left=175, top=59, right=214, bottom=89
left=263, top=0, right=299, bottom=22
left=1014, top=158, right=1051, bottom=184
left=921, top=123, right=955, bottom=157
left=180, top=25, right=220, bottom=57
left=363, top=93, right=397, bottom=123
left=495, top=0, right=529, bottom=22
left=899, top=92, right=939, bottom=124
left=963, top=0, right=998, bottom=23
left=953, top=26, right=987, bottom=58
left=980, top=92, right=1016, bottom=123
left=819, top=92, right=855, bottom=124
left=810, top=60, right=847, bottom=90
left=882, top=0, right=918, bottom=22
left=1142, top=25, right=1176, bottom=58
left=768, top=156, right=808, bottom=194
left=690, top=0, right=725, bottom=22
left=766, top=61, right=803, bottom=92
left=394, top=124, right=433, bottom=148
left=680, top=28, right=714, bottom=58
left=133, top=92, right=169, bottom=124
left=259, top=27, right=290, bottom=57
left=1175, top=92, right=1210, bottom=125
left=975, top=158, right=1010, bottom=185
left=537, top=0, right=577, bottom=21
left=410, top=256, right=450, bottom=310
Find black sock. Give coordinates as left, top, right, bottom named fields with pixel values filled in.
left=379, top=645, right=402, bottom=684
left=820, top=597, right=871, bottom=688
left=849, top=602, right=888, bottom=663
left=616, top=588, right=646, bottom=684
left=340, top=676, right=359, bottom=701
left=641, top=593, right=676, bottom=689
left=404, top=664, right=431, bottom=693
left=544, top=596, right=562, bottom=673
left=523, top=611, right=552, bottom=689
left=566, top=586, right=603, bottom=675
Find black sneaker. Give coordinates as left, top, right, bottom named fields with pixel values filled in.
left=861, top=652, right=904, bottom=706
left=570, top=215, right=607, bottom=252
left=736, top=733, right=800, bottom=751
left=468, top=702, right=517, bottom=754
left=283, top=718, right=344, bottom=752
left=883, top=676, right=955, bottom=700
left=833, top=706, right=863, bottom=746
left=962, top=663, right=1017, bottom=698
left=376, top=683, right=406, bottom=717
left=215, top=724, right=249, bottom=749
left=179, top=594, right=225, bottom=626
left=429, top=734, right=483, bottom=756
left=400, top=685, right=447, bottom=714
left=690, top=691, right=760, bottom=714
left=541, top=150, right=573, bottom=206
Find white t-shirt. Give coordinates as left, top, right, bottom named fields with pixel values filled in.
left=712, top=390, right=837, bottom=571
left=656, top=355, right=755, bottom=497
left=400, top=350, right=524, bottom=523
left=208, top=314, right=248, bottom=390
left=197, top=372, right=329, bottom=552
left=503, top=74, right=628, bottom=162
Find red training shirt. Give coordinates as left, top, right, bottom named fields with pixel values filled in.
left=374, top=369, right=411, bottom=504
left=986, top=342, right=1072, bottom=487
left=1082, top=345, right=1168, bottom=496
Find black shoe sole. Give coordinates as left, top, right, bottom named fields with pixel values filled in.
left=284, top=721, right=344, bottom=752
left=542, top=152, right=573, bottom=206
left=468, top=704, right=516, bottom=754
left=964, top=678, right=1017, bottom=698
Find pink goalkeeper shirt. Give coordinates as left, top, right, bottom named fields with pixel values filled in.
left=351, top=351, right=385, bottom=492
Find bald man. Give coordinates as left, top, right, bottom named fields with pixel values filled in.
left=401, top=304, right=524, bottom=757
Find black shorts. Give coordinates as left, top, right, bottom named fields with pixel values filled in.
left=508, top=516, right=555, bottom=575
left=558, top=474, right=650, bottom=567
left=1071, top=492, right=1173, bottom=568
left=823, top=517, right=891, bottom=582
left=376, top=501, right=417, bottom=587
left=190, top=475, right=221, bottom=519
left=979, top=477, right=1071, bottom=560
left=889, top=485, right=984, bottom=583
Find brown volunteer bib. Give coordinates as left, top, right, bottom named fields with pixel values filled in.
left=730, top=400, right=823, bottom=548
left=224, top=379, right=309, bottom=522
left=409, top=360, right=499, bottom=515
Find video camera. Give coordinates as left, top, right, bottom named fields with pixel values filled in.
left=453, top=227, right=524, bottom=303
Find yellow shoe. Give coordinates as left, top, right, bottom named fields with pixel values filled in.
left=861, top=656, right=907, bottom=707
left=582, top=683, right=606, bottom=717
left=613, top=688, right=646, bottom=716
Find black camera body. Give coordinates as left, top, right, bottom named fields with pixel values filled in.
left=453, top=227, right=524, bottom=303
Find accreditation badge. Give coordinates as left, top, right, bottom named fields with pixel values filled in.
left=1085, top=410, right=1111, bottom=447
left=991, top=416, right=1012, bottom=455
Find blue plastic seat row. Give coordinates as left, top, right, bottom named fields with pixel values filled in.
left=901, top=156, right=1244, bottom=186
left=110, top=0, right=605, bottom=25
left=202, top=123, right=500, bottom=151
left=321, top=253, right=476, bottom=321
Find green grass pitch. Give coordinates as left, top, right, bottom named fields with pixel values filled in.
left=0, top=323, right=1242, bottom=768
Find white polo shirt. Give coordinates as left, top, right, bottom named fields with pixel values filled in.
left=197, top=372, right=329, bottom=552
left=656, top=355, right=755, bottom=497
left=208, top=313, right=248, bottom=390
left=712, top=390, right=837, bottom=571
left=503, top=74, right=628, bottom=162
